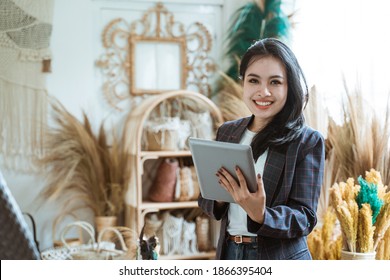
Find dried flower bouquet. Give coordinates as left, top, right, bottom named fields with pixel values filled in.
left=307, top=208, right=342, bottom=260
left=37, top=99, right=129, bottom=219
left=330, top=169, right=390, bottom=253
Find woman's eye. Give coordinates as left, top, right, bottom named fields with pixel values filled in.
left=270, top=80, right=282, bottom=85
left=248, top=78, right=258, bottom=84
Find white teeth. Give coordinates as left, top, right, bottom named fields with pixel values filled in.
left=255, top=101, right=272, bottom=106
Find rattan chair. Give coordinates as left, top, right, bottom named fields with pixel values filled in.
left=0, top=170, right=40, bottom=259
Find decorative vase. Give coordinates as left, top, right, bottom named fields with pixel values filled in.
left=340, top=250, right=376, bottom=260
left=95, top=216, right=117, bottom=240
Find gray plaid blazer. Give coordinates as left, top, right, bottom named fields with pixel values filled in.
left=198, top=116, right=325, bottom=260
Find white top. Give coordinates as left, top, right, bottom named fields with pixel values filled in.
left=227, top=129, right=268, bottom=236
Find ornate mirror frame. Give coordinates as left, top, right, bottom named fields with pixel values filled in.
left=96, top=2, right=216, bottom=110
left=129, top=36, right=187, bottom=95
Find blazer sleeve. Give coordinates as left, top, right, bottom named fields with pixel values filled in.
left=248, top=129, right=325, bottom=239
left=198, top=124, right=229, bottom=220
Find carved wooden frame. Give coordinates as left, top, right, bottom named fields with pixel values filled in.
left=96, top=2, right=216, bottom=110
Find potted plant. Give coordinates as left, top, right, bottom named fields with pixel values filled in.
left=307, top=87, right=390, bottom=260
left=330, top=169, right=390, bottom=259
left=36, top=99, right=129, bottom=239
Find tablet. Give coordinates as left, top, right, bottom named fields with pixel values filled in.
left=189, top=137, right=257, bottom=203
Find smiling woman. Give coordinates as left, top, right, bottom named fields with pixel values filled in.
left=198, top=38, right=325, bottom=260
left=241, top=56, right=288, bottom=132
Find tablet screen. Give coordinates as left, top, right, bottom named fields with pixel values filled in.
left=189, top=137, right=257, bottom=203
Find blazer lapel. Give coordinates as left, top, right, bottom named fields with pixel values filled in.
left=228, top=116, right=253, bottom=143
left=262, top=148, right=285, bottom=207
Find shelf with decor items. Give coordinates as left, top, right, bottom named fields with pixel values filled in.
left=122, top=90, right=224, bottom=260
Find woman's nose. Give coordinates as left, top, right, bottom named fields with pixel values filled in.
left=256, top=85, right=271, bottom=97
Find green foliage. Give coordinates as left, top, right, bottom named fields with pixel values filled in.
left=356, top=176, right=384, bottom=224
left=224, top=0, right=291, bottom=82
left=225, top=2, right=262, bottom=81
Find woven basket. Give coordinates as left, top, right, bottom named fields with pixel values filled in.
left=52, top=222, right=83, bottom=248
left=146, top=129, right=179, bottom=151
left=41, top=221, right=115, bottom=260
left=72, top=227, right=128, bottom=260
left=143, top=117, right=181, bottom=151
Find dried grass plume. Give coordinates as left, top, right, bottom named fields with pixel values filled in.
left=36, top=98, right=129, bottom=219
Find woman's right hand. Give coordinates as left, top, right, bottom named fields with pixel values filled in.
left=217, top=166, right=266, bottom=224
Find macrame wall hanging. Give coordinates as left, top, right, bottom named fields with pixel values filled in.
left=0, top=0, right=54, bottom=172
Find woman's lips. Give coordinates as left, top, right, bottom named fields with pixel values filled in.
left=254, top=101, right=272, bottom=106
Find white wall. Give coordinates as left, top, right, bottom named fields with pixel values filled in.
left=291, top=0, right=390, bottom=123
left=1, top=0, right=248, bottom=252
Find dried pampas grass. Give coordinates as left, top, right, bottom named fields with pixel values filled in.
left=330, top=179, right=361, bottom=252
left=357, top=203, right=375, bottom=253
left=215, top=72, right=251, bottom=121
left=307, top=228, right=324, bottom=260
left=329, top=169, right=390, bottom=256
left=308, top=83, right=389, bottom=259
left=376, top=227, right=390, bottom=260
left=324, top=86, right=390, bottom=257
left=303, top=85, right=328, bottom=138
left=36, top=98, right=129, bottom=218
left=307, top=86, right=331, bottom=224
left=326, top=86, right=390, bottom=185
left=374, top=202, right=390, bottom=250
left=307, top=207, right=341, bottom=259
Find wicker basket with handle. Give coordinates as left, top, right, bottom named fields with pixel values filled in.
left=40, top=221, right=115, bottom=260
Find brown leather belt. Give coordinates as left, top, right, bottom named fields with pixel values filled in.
left=228, top=235, right=258, bottom=244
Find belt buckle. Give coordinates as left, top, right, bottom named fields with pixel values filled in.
left=234, top=235, right=243, bottom=244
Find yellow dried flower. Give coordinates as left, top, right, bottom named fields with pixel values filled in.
left=383, top=192, right=390, bottom=204
left=309, top=207, right=342, bottom=260
left=339, top=181, right=348, bottom=201
left=345, top=177, right=359, bottom=200
left=365, top=168, right=382, bottom=185
left=357, top=203, right=375, bottom=253
left=365, top=168, right=388, bottom=199
left=326, top=234, right=343, bottom=260
left=336, top=203, right=356, bottom=252
left=375, top=227, right=390, bottom=260
left=348, top=199, right=359, bottom=246
left=321, top=208, right=337, bottom=246
left=374, top=202, right=390, bottom=250
left=307, top=228, right=324, bottom=260
left=330, top=183, right=343, bottom=209
left=329, top=169, right=388, bottom=254
left=346, top=177, right=355, bottom=186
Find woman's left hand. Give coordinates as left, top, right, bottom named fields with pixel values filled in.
left=217, top=166, right=266, bottom=224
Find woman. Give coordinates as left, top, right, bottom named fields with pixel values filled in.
left=198, top=38, right=325, bottom=260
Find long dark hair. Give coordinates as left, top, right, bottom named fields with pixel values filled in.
left=239, top=38, right=308, bottom=161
